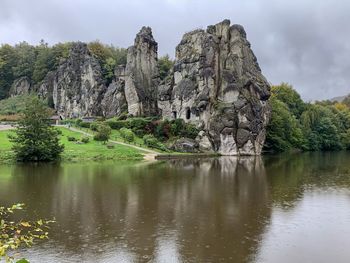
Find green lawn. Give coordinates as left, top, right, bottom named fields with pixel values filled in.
left=0, top=127, right=144, bottom=164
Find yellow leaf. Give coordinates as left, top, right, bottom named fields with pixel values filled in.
left=20, top=222, right=31, bottom=227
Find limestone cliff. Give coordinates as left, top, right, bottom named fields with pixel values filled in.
left=158, top=20, right=271, bottom=155
left=124, top=27, right=160, bottom=116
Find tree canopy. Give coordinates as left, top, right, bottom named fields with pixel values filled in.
left=265, top=83, right=350, bottom=152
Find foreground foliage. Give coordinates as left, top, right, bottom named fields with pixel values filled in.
left=9, top=97, right=64, bottom=162
left=0, top=203, right=54, bottom=263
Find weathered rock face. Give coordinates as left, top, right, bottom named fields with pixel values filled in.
left=170, top=138, right=200, bottom=153
left=39, top=42, right=107, bottom=118
left=158, top=20, right=271, bottom=155
left=9, top=77, right=32, bottom=97
left=101, top=66, right=127, bottom=118
left=124, top=27, right=160, bottom=117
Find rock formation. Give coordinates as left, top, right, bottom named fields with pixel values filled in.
left=101, top=66, right=127, bottom=118
left=158, top=19, right=271, bottom=155
left=9, top=76, right=32, bottom=97
left=38, top=42, right=107, bottom=118
left=124, top=27, right=160, bottom=117
left=5, top=19, right=271, bottom=155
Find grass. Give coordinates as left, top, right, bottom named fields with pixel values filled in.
left=0, top=127, right=144, bottom=164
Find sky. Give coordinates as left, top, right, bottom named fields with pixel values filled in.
left=1, top=0, right=350, bottom=101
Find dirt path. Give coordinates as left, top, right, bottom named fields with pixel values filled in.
left=0, top=124, right=14, bottom=131
left=66, top=126, right=160, bottom=160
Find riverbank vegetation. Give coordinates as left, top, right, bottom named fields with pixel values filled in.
left=0, top=127, right=144, bottom=164
left=265, top=83, right=350, bottom=152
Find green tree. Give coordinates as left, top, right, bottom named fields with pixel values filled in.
left=271, top=83, right=306, bottom=117
left=0, top=44, right=16, bottom=99
left=12, top=42, right=36, bottom=79
left=158, top=55, right=174, bottom=80
left=265, top=97, right=305, bottom=152
left=93, top=122, right=111, bottom=143
left=32, top=40, right=55, bottom=84
left=9, top=97, right=64, bottom=161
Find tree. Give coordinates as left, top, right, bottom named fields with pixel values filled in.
left=271, top=83, right=306, bottom=117
left=0, top=44, right=16, bottom=99
left=93, top=123, right=111, bottom=143
left=32, top=40, right=55, bottom=84
left=265, top=97, right=305, bottom=152
left=0, top=203, right=54, bottom=263
left=158, top=55, right=174, bottom=80
left=9, top=97, right=64, bottom=162
left=12, top=42, right=36, bottom=80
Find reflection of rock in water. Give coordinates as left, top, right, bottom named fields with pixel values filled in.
left=163, top=157, right=270, bottom=262
left=1, top=159, right=271, bottom=262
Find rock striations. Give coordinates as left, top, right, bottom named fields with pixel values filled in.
left=124, top=26, right=160, bottom=117
left=159, top=20, right=271, bottom=155
left=9, top=19, right=271, bottom=155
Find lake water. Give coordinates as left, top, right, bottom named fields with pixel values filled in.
left=1, top=152, right=350, bottom=263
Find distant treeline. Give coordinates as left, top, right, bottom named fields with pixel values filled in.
left=0, top=40, right=128, bottom=99
left=265, top=83, right=350, bottom=152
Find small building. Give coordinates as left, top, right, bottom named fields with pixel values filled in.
left=81, top=116, right=97, bottom=123
left=49, top=115, right=63, bottom=125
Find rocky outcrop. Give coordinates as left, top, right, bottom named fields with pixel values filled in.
left=101, top=66, right=127, bottom=118
left=124, top=27, right=160, bottom=117
left=38, top=42, right=107, bottom=118
left=6, top=20, right=270, bottom=156
left=158, top=20, right=270, bottom=155
left=170, top=138, right=200, bottom=153
left=9, top=77, right=32, bottom=97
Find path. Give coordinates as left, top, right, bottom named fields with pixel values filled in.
left=0, top=124, right=14, bottom=131
left=66, top=126, right=159, bottom=160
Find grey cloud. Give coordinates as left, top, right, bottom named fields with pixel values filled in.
left=0, top=0, right=349, bottom=100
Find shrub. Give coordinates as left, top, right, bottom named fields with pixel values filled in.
left=79, top=122, right=91, bottom=128
left=106, top=120, right=129, bottom=130
left=67, top=136, right=77, bottom=142
left=93, top=123, right=111, bottom=143
left=75, top=119, right=82, bottom=126
left=143, top=134, right=168, bottom=151
left=120, top=128, right=135, bottom=143
left=90, top=122, right=99, bottom=131
left=183, top=124, right=199, bottom=139
left=81, top=137, right=90, bottom=143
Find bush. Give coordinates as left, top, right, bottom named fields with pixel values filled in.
left=183, top=124, right=199, bottom=139
left=81, top=137, right=90, bottom=143
left=75, top=119, right=82, bottom=126
left=79, top=122, right=91, bottom=128
left=143, top=134, right=168, bottom=151
left=106, top=120, right=129, bottom=130
left=90, top=122, right=99, bottom=131
left=120, top=128, right=135, bottom=143
left=67, top=136, right=77, bottom=142
left=93, top=123, right=111, bottom=143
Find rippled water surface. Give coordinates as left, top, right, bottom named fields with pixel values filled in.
left=1, top=152, right=350, bottom=263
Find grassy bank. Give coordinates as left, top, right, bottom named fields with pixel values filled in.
left=0, top=127, right=144, bottom=164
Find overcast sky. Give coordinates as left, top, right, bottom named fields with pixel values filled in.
left=1, top=0, right=350, bottom=100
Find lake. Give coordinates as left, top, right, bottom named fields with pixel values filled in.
left=1, top=152, right=350, bottom=263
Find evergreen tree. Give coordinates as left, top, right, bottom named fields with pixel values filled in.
left=9, top=97, right=64, bottom=162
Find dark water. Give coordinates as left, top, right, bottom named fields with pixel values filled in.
left=1, top=152, right=350, bottom=263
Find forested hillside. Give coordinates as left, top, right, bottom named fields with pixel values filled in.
left=265, top=83, right=350, bottom=152
left=0, top=40, right=127, bottom=99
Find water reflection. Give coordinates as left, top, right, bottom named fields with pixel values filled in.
left=0, top=153, right=350, bottom=262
